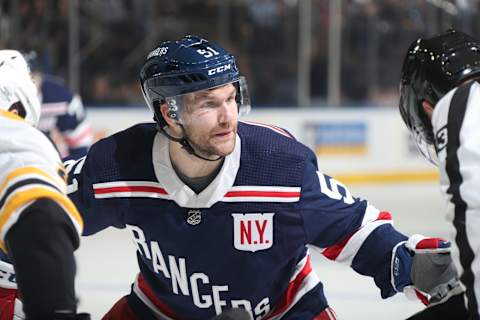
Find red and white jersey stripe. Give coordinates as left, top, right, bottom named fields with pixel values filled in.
left=133, top=274, right=178, bottom=320
left=64, top=121, right=93, bottom=148
left=266, top=252, right=320, bottom=319
left=93, top=181, right=170, bottom=200
left=321, top=205, right=393, bottom=265
left=314, top=307, right=337, bottom=320
left=222, top=186, right=301, bottom=203
left=41, top=101, right=69, bottom=116
left=93, top=181, right=301, bottom=203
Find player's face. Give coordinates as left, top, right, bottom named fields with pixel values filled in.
left=181, top=83, right=238, bottom=159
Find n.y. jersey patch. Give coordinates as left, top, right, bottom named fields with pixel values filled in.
left=232, top=213, right=274, bottom=252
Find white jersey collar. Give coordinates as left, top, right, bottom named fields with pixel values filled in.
left=152, top=132, right=241, bottom=208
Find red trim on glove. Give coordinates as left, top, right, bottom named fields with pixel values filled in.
left=414, top=288, right=430, bottom=306
left=415, top=238, right=447, bottom=250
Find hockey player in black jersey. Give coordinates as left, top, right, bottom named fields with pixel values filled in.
left=63, top=35, right=461, bottom=319
left=400, top=29, right=480, bottom=320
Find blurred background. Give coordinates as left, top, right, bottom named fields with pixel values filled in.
left=1, top=0, right=474, bottom=177
left=1, top=0, right=476, bottom=319
left=1, top=0, right=477, bottom=107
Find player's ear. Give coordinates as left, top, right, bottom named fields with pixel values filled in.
left=421, top=100, right=434, bottom=121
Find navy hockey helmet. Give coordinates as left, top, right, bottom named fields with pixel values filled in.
left=140, top=35, right=250, bottom=128
left=399, top=29, right=480, bottom=164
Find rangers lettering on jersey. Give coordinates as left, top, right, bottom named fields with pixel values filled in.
left=65, top=122, right=411, bottom=318
left=126, top=224, right=271, bottom=319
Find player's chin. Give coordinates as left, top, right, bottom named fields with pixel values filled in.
left=213, top=139, right=236, bottom=157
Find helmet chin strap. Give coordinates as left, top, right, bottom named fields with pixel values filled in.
left=156, top=122, right=223, bottom=162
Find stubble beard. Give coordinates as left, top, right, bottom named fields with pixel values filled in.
left=185, top=124, right=237, bottom=159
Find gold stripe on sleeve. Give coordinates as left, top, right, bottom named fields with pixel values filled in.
left=0, top=166, right=65, bottom=197
left=0, top=109, right=25, bottom=122
left=0, top=186, right=83, bottom=251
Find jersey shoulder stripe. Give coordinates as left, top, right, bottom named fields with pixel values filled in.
left=222, top=186, right=301, bottom=202
left=92, top=181, right=169, bottom=199
left=91, top=180, right=301, bottom=203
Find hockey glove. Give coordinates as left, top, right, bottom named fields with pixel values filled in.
left=391, top=234, right=463, bottom=306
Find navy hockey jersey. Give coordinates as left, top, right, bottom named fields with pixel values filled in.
left=66, top=121, right=407, bottom=319
left=37, top=75, right=93, bottom=158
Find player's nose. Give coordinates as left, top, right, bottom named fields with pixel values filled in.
left=217, top=101, right=236, bottom=125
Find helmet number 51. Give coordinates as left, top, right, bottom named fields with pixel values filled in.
left=197, top=46, right=220, bottom=58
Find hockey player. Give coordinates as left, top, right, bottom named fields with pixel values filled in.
left=66, top=35, right=460, bottom=319
left=26, top=51, right=93, bottom=158
left=0, top=50, right=88, bottom=320
left=400, top=29, right=480, bottom=320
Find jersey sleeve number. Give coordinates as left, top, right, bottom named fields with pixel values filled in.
left=64, top=156, right=86, bottom=194
left=317, top=172, right=355, bottom=204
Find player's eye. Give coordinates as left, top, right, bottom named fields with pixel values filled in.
left=201, top=101, right=217, bottom=109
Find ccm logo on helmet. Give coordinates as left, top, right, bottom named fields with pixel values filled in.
left=207, top=64, right=231, bottom=75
